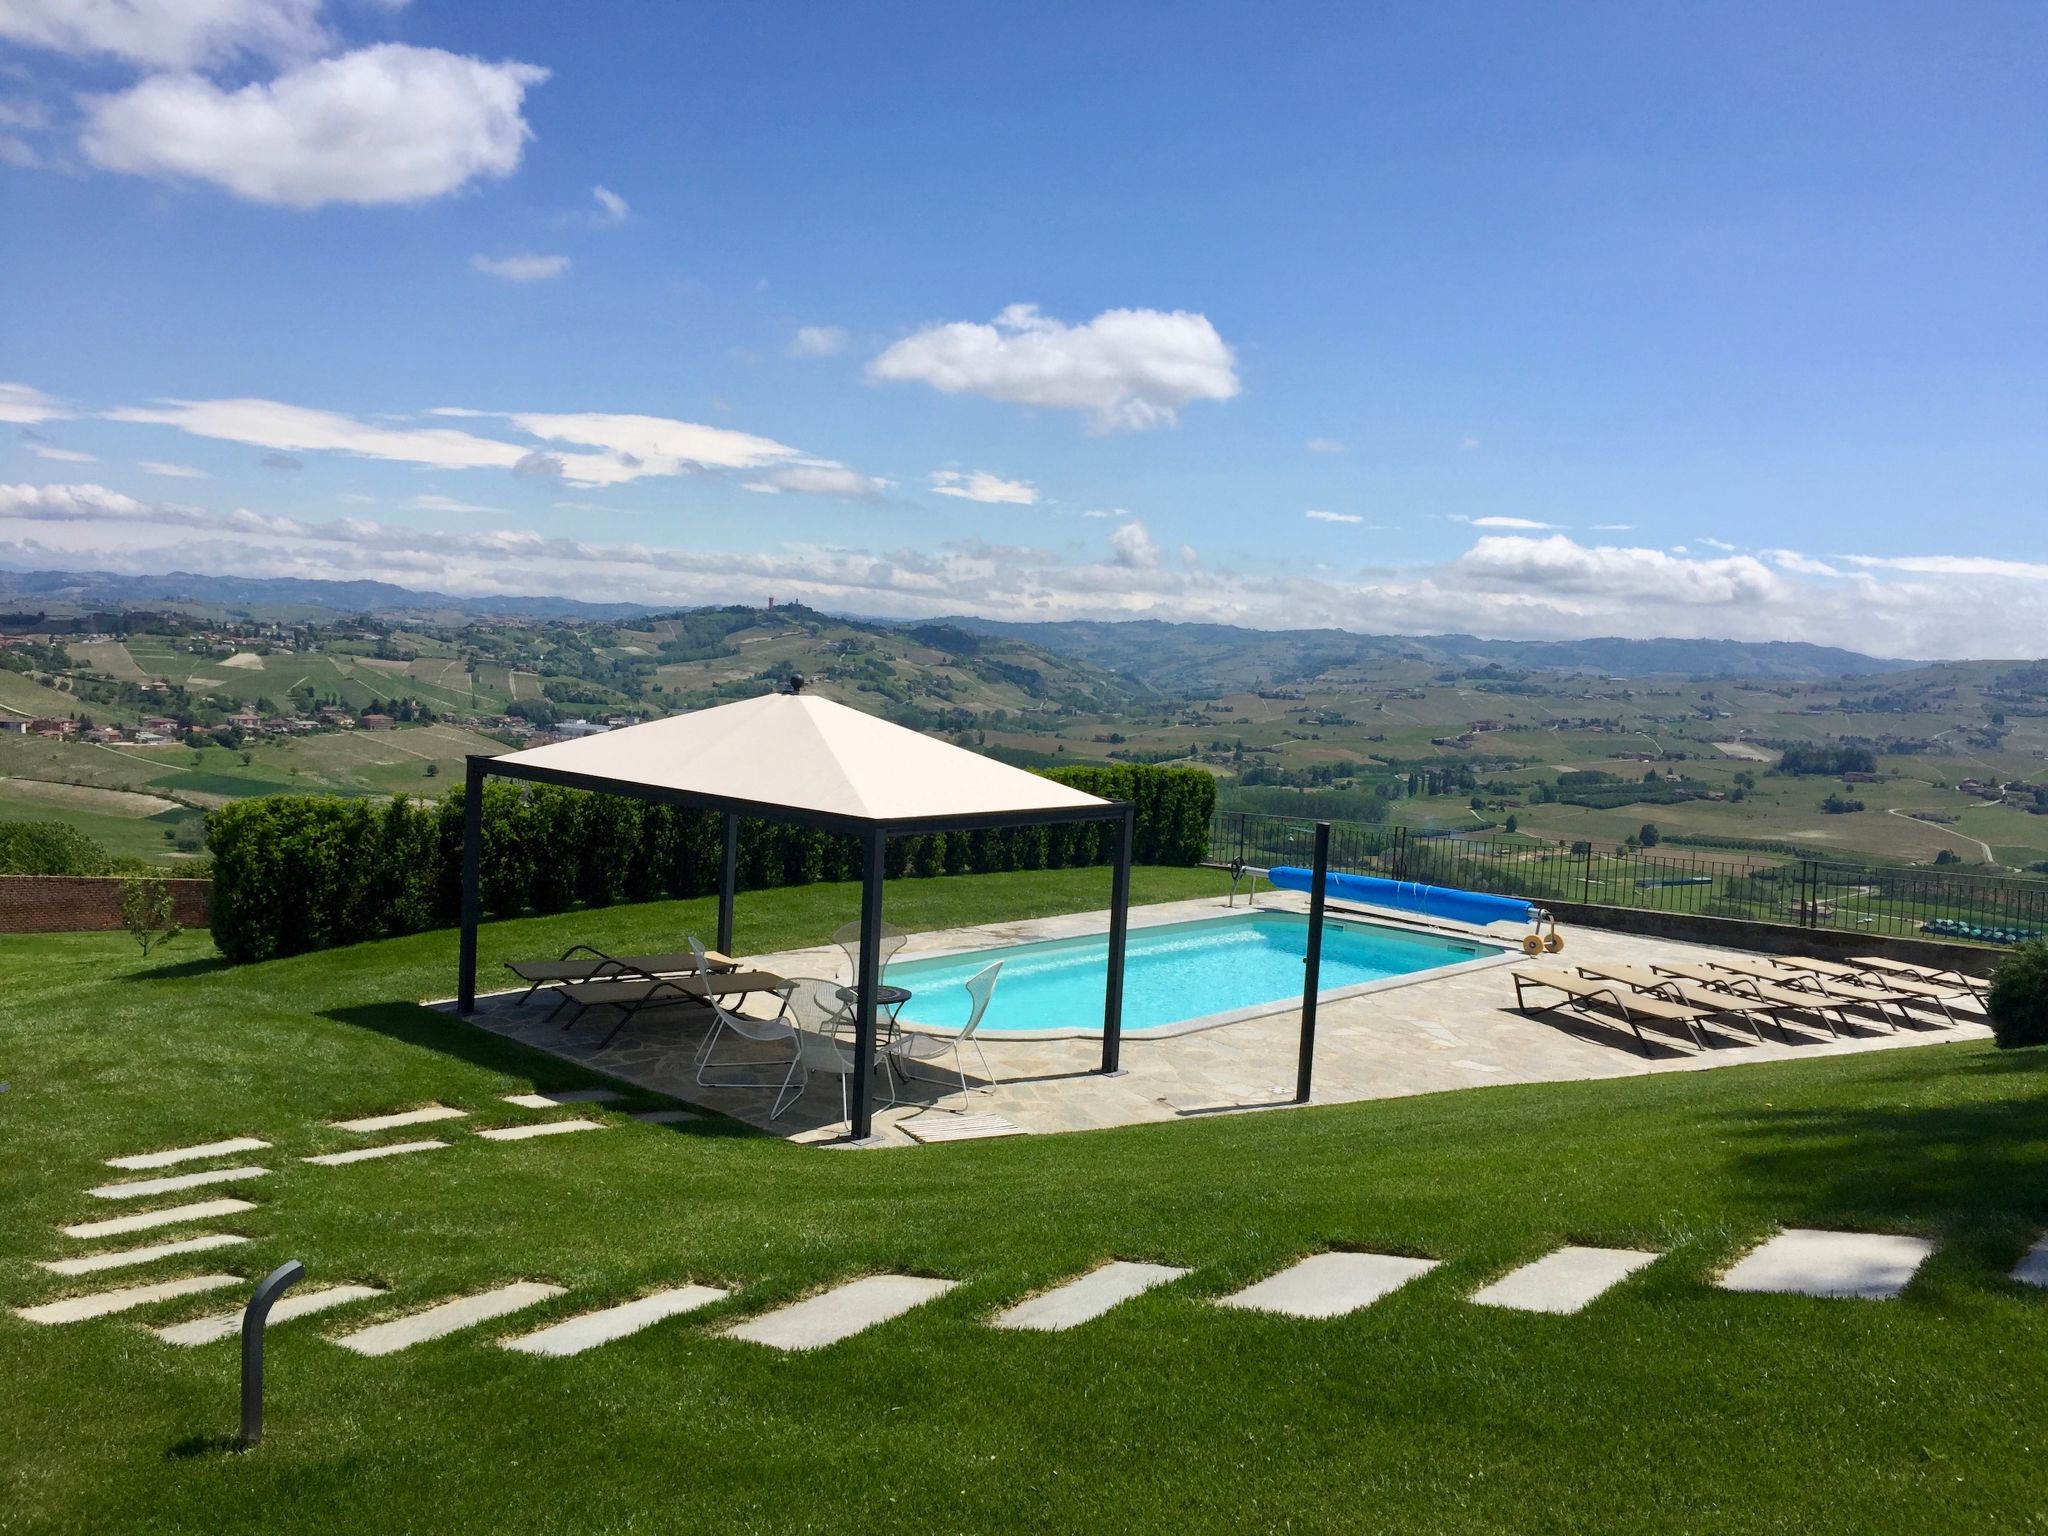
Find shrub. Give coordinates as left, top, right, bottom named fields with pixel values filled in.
left=0, top=819, right=117, bottom=876
left=1987, top=941, right=2048, bottom=1049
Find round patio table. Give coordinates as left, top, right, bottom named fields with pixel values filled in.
left=833, top=984, right=912, bottom=1038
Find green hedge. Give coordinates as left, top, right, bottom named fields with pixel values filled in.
left=206, top=762, right=1215, bottom=963
left=0, top=819, right=119, bottom=877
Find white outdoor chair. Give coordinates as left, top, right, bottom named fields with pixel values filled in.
left=832, top=918, right=908, bottom=986
left=692, top=939, right=798, bottom=1087
left=769, top=977, right=895, bottom=1127
left=887, top=962, right=1002, bottom=1109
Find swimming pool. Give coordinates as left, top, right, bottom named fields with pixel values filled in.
left=883, top=911, right=1505, bottom=1038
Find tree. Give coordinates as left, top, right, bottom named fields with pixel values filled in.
left=1504, top=813, right=1519, bottom=833
left=424, top=762, right=441, bottom=778
left=1638, top=822, right=1661, bottom=847
left=120, top=873, right=183, bottom=959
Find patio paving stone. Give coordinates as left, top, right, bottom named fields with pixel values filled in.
left=154, top=1285, right=387, bottom=1347
left=992, top=1261, right=1189, bottom=1331
left=88, top=1166, right=270, bottom=1201
left=333, top=1105, right=469, bottom=1132
left=39, top=1232, right=246, bottom=1276
left=1468, top=1246, right=1661, bottom=1314
left=1217, top=1251, right=1439, bottom=1319
left=1718, top=1228, right=1937, bottom=1300
left=476, top=1119, right=605, bottom=1142
left=503, top=1090, right=623, bottom=1109
left=332, top=1282, right=566, bottom=1356
left=723, top=1275, right=957, bottom=1351
left=61, top=1198, right=256, bottom=1239
left=16, top=1273, right=243, bottom=1325
left=303, top=1139, right=450, bottom=1166
left=502, top=1285, right=729, bottom=1356
left=106, top=1137, right=270, bottom=1170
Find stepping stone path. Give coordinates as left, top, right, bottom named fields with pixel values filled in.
left=724, top=1275, right=957, bottom=1351
left=901, top=1112, right=1025, bottom=1144
left=155, top=1285, right=387, bottom=1347
left=503, top=1285, right=729, bottom=1357
left=332, top=1282, right=565, bottom=1357
left=1469, top=1247, right=1661, bottom=1314
left=62, top=1198, right=255, bottom=1240
left=993, top=1261, right=1188, bottom=1331
left=503, top=1090, right=623, bottom=1109
left=1719, top=1228, right=1937, bottom=1300
left=628, top=1109, right=700, bottom=1126
left=477, top=1120, right=605, bottom=1142
left=303, top=1140, right=450, bottom=1166
left=16, top=1273, right=243, bottom=1325
left=106, top=1137, right=269, bottom=1170
left=88, top=1166, right=270, bottom=1201
left=39, top=1232, right=246, bottom=1277
left=334, top=1106, right=468, bottom=1133
left=1218, top=1252, right=1439, bottom=1319
left=2013, top=1236, right=2048, bottom=1289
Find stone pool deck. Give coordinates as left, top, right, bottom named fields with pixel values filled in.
left=442, top=892, right=1989, bottom=1147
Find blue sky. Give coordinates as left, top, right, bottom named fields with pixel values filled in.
left=2, top=1, right=2044, bottom=655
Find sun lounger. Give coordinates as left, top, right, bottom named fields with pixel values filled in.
left=1765, top=957, right=1967, bottom=1025
left=1510, top=967, right=1720, bottom=1053
left=1641, top=961, right=1863, bottom=1038
left=1851, top=956, right=1984, bottom=1001
left=549, top=970, right=789, bottom=1048
left=1568, top=962, right=1783, bottom=1043
left=506, top=944, right=737, bottom=1003
left=1709, top=960, right=1939, bottom=1028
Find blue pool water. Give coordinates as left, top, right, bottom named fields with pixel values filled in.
left=884, top=912, right=1500, bottom=1036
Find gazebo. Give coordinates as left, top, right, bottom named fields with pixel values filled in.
left=455, top=686, right=1136, bottom=1139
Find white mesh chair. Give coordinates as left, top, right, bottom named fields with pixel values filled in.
left=770, top=977, right=894, bottom=1127
left=887, top=962, right=1002, bottom=1109
left=692, top=939, right=798, bottom=1087
left=832, top=918, right=908, bottom=986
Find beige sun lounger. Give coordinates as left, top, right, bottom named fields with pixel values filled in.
left=1851, top=956, right=1984, bottom=1000
left=1642, top=961, right=1864, bottom=1038
left=1711, top=960, right=1946, bottom=1028
left=1570, top=962, right=1798, bottom=1043
left=1510, top=967, right=1719, bottom=1053
left=548, top=970, right=789, bottom=1048
left=507, top=945, right=737, bottom=1002
left=1764, top=957, right=1967, bottom=1025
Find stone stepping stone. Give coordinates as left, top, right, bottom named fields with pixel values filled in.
left=62, top=1198, right=256, bottom=1240
left=503, top=1089, right=622, bottom=1109
left=16, top=1273, right=243, bottom=1325
left=1469, top=1246, right=1661, bottom=1315
left=2013, top=1235, right=2048, bottom=1289
left=502, top=1285, right=729, bottom=1357
left=992, top=1261, right=1189, bottom=1332
left=332, top=1282, right=566, bottom=1357
left=303, top=1139, right=450, bottom=1166
left=476, top=1119, right=604, bottom=1142
left=106, top=1137, right=269, bottom=1171
left=88, top=1166, right=270, bottom=1201
left=1719, top=1228, right=1938, bottom=1300
left=39, top=1232, right=247, bottom=1277
left=154, top=1285, right=387, bottom=1347
left=723, top=1275, right=958, bottom=1351
left=901, top=1112, right=1026, bottom=1144
left=334, top=1106, right=469, bottom=1133
left=628, top=1109, right=701, bottom=1126
left=1217, top=1252, right=1439, bottom=1319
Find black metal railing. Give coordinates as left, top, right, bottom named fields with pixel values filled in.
left=1209, top=810, right=2048, bottom=946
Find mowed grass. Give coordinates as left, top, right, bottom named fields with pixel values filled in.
left=2, top=865, right=2046, bottom=1534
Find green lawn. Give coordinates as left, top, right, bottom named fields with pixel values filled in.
left=2, top=865, right=2045, bottom=1533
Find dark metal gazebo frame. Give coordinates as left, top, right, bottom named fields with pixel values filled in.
left=454, top=754, right=1135, bottom=1140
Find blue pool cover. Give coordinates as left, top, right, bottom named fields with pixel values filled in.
left=1266, top=865, right=1537, bottom=929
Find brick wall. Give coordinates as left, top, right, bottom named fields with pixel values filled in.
left=0, top=875, right=212, bottom=934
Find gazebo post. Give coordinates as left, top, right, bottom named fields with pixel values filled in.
left=849, top=826, right=887, bottom=1141
left=717, top=811, right=739, bottom=955
left=457, top=757, right=485, bottom=1013
left=1100, top=801, right=1134, bottom=1073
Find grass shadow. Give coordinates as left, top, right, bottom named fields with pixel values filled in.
left=125, top=953, right=235, bottom=983
left=165, top=1432, right=242, bottom=1460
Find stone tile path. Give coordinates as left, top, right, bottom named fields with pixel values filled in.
left=901, top=1112, right=1025, bottom=1143
left=503, top=1285, right=729, bottom=1357
left=1719, top=1228, right=1937, bottom=1300
left=39, top=1232, right=246, bottom=1277
left=2013, top=1236, right=2048, bottom=1289
left=1217, top=1252, right=1439, bottom=1319
left=504, top=1090, right=623, bottom=1109
left=333, top=1106, right=469, bottom=1133
left=723, top=1275, right=958, bottom=1351
left=303, top=1140, right=450, bottom=1166
left=992, top=1261, right=1188, bottom=1331
left=155, top=1285, right=387, bottom=1347
left=332, top=1282, right=566, bottom=1356
left=16, top=1273, right=243, bottom=1325
left=88, top=1166, right=270, bottom=1201
left=62, top=1198, right=256, bottom=1240
left=1469, top=1246, right=1661, bottom=1314
left=106, top=1137, right=270, bottom=1170
left=476, top=1119, right=605, bottom=1142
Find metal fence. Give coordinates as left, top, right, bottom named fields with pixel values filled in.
left=1209, top=810, right=2048, bottom=945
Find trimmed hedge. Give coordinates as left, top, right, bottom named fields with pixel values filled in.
left=206, top=762, right=1214, bottom=963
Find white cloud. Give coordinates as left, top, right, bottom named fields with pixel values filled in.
left=409, top=492, right=500, bottom=514
left=0, top=383, right=69, bottom=425
left=1080, top=508, right=1126, bottom=519
left=0, top=134, right=39, bottom=167
left=928, top=469, right=1037, bottom=505
left=1765, top=548, right=1841, bottom=577
left=1306, top=437, right=1346, bottom=454
left=82, top=44, right=546, bottom=208
left=1109, top=519, right=1160, bottom=569
left=591, top=184, right=628, bottom=224
left=471, top=251, right=569, bottom=282
left=787, top=325, right=848, bottom=359
left=1457, top=534, right=1782, bottom=606
left=1590, top=522, right=1634, bottom=531
left=111, top=396, right=531, bottom=471
left=1305, top=509, right=1362, bottom=524
left=0, top=0, right=330, bottom=70
left=488, top=409, right=808, bottom=485
left=1459, top=515, right=1555, bottom=530
left=1459, top=434, right=1481, bottom=452
left=1696, top=536, right=1737, bottom=552
left=1842, top=553, right=2048, bottom=581
left=140, top=460, right=210, bottom=478
left=29, top=445, right=97, bottom=462
left=741, top=463, right=887, bottom=498
left=869, top=303, right=1241, bottom=433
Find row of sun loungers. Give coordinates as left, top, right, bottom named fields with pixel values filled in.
left=1512, top=952, right=1981, bottom=1055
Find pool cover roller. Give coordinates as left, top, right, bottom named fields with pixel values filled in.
left=1265, top=866, right=1564, bottom=954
